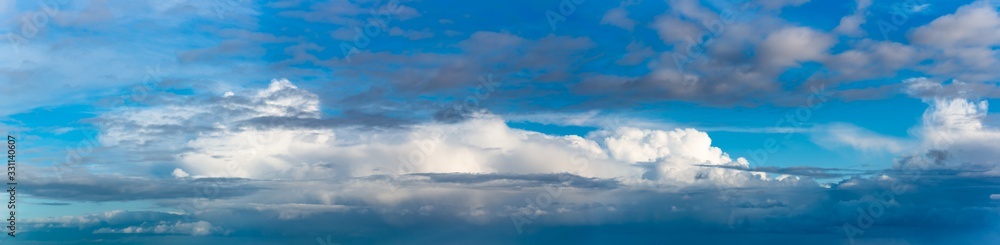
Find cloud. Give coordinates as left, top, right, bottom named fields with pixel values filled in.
left=93, top=221, right=225, bottom=236
left=25, top=172, right=260, bottom=202
left=89, top=79, right=775, bottom=189
left=19, top=78, right=1000, bottom=243
left=97, top=78, right=320, bottom=151
left=24, top=210, right=228, bottom=239
left=172, top=168, right=191, bottom=178
left=16, top=1, right=1000, bottom=243
left=833, top=0, right=872, bottom=36
left=921, top=98, right=989, bottom=132
left=910, top=1, right=1000, bottom=48
left=909, top=1, right=1000, bottom=82
left=600, top=2, right=637, bottom=31
left=755, top=0, right=811, bottom=10
left=589, top=127, right=754, bottom=185
left=811, top=123, right=910, bottom=153
left=617, top=40, right=656, bottom=65
left=388, top=27, right=434, bottom=40
left=902, top=77, right=1000, bottom=100
left=892, top=97, right=1000, bottom=175
left=695, top=164, right=866, bottom=179
left=757, top=27, right=834, bottom=70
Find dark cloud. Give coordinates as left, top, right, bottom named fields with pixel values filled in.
left=407, top=172, right=621, bottom=189
left=19, top=170, right=1000, bottom=244
left=25, top=174, right=261, bottom=202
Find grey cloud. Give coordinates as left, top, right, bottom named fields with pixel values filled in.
left=24, top=169, right=1000, bottom=244
left=25, top=174, right=261, bottom=202
left=406, top=173, right=621, bottom=189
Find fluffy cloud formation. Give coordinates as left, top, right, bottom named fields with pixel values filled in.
left=13, top=0, right=1000, bottom=243
left=821, top=78, right=1000, bottom=175
left=101, top=79, right=760, bottom=188
left=909, top=1, right=1000, bottom=82
left=900, top=97, right=1000, bottom=173
left=19, top=79, right=1000, bottom=244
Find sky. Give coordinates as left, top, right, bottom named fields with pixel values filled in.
left=1, top=0, right=1000, bottom=244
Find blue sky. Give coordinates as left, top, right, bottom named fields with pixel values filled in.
left=2, top=0, right=1000, bottom=244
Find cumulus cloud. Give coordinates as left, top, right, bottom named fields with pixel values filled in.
left=910, top=1, right=1000, bottom=48
left=890, top=95, right=1000, bottom=175
left=92, top=79, right=770, bottom=188
left=20, top=78, right=1000, bottom=243
left=172, top=168, right=190, bottom=178
left=589, top=127, right=753, bottom=186
left=84, top=79, right=797, bottom=199
left=17, top=0, right=1000, bottom=243
left=909, top=1, right=1000, bottom=82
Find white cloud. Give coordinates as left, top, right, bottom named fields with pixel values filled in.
left=93, top=221, right=224, bottom=236
left=811, top=123, right=909, bottom=153
left=902, top=77, right=1000, bottom=100
left=909, top=1, right=1000, bottom=82
left=590, top=127, right=752, bottom=185
left=98, top=78, right=320, bottom=149
left=60, top=79, right=839, bottom=239
left=171, top=168, right=190, bottom=178
left=910, top=1, right=1000, bottom=48
left=895, top=97, right=1000, bottom=174
left=96, top=79, right=787, bottom=190
left=833, top=0, right=872, bottom=36
left=601, top=3, right=636, bottom=31
left=922, top=98, right=989, bottom=132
